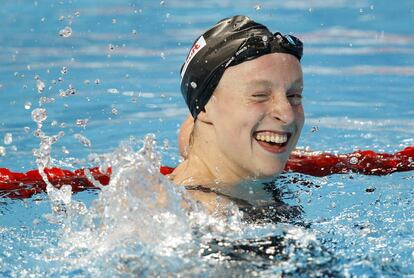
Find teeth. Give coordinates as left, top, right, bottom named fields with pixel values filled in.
left=255, top=132, right=288, bottom=144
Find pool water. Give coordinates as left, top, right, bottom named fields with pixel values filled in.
left=1, top=0, right=414, bottom=276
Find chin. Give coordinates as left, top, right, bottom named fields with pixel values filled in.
left=255, top=164, right=285, bottom=180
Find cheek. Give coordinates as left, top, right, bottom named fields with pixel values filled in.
left=215, top=103, right=262, bottom=139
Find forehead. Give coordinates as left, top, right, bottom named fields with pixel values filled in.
left=217, top=53, right=303, bottom=91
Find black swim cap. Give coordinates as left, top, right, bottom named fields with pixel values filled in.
left=180, top=15, right=303, bottom=119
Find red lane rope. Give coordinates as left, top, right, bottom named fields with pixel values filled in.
left=1, top=147, right=413, bottom=199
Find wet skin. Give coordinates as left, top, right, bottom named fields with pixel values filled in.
left=172, top=52, right=304, bottom=206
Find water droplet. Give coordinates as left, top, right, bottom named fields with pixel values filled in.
left=75, top=118, right=89, bottom=128
left=4, top=133, right=12, bottom=145
left=349, top=157, right=359, bottom=165
left=111, top=106, right=118, bottom=115
left=308, top=8, right=313, bottom=12
left=32, top=128, right=44, bottom=139
left=62, top=146, right=70, bottom=154
left=23, top=127, right=30, bottom=133
left=58, top=15, right=65, bottom=21
left=359, top=8, right=364, bottom=13
left=74, top=133, right=92, bottom=148
left=107, top=88, right=119, bottom=94
left=365, top=186, right=375, bottom=193
left=190, top=81, right=197, bottom=89
left=162, top=138, right=169, bottom=150
left=132, top=29, right=137, bottom=35
left=60, top=66, right=68, bottom=75
left=254, top=4, right=262, bottom=10
left=39, top=96, right=55, bottom=105
left=108, top=43, right=115, bottom=51
left=160, top=0, right=165, bottom=5
left=36, top=79, right=45, bottom=93
left=84, top=79, right=90, bottom=85
left=349, top=43, right=353, bottom=47
left=311, top=126, right=319, bottom=133
left=51, top=120, right=58, bottom=127
left=160, top=52, right=165, bottom=59
left=24, top=102, right=32, bottom=110
left=370, top=5, right=374, bottom=10
left=57, top=77, right=64, bottom=82
left=31, top=108, right=47, bottom=124
left=59, top=26, right=72, bottom=38
left=74, top=11, right=80, bottom=17
left=94, top=79, right=101, bottom=85
left=40, top=17, right=45, bottom=22
left=59, top=86, right=76, bottom=97
left=112, top=18, right=117, bottom=24
left=165, top=13, right=170, bottom=18
left=0, top=146, right=6, bottom=157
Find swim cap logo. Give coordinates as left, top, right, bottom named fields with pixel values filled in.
left=181, top=36, right=206, bottom=79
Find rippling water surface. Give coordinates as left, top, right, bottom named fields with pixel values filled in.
left=0, top=0, right=413, bottom=276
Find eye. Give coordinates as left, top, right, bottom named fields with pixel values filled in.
left=287, top=94, right=302, bottom=106
left=252, top=92, right=270, bottom=101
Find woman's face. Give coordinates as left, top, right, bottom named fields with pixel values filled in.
left=203, top=52, right=304, bottom=179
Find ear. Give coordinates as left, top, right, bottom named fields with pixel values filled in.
left=196, top=109, right=213, bottom=124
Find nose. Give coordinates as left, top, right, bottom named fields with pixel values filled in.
left=268, top=93, right=295, bottom=124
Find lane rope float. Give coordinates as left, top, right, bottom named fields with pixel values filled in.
left=1, top=147, right=413, bottom=199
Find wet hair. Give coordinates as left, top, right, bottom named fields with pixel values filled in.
left=180, top=15, right=303, bottom=119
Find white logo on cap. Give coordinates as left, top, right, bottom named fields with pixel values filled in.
left=181, top=36, right=206, bottom=79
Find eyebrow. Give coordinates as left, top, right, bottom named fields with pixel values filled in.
left=245, top=80, right=273, bottom=89
left=288, top=78, right=304, bottom=90
left=245, top=78, right=304, bottom=91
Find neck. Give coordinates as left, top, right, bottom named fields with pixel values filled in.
left=177, top=121, right=248, bottom=185
left=171, top=121, right=276, bottom=205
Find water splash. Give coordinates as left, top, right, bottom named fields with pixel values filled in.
left=24, top=101, right=32, bottom=109
left=60, top=66, right=68, bottom=75
left=4, top=133, right=13, bottom=145
left=41, top=137, right=202, bottom=275
left=59, top=26, right=72, bottom=37
left=59, top=85, right=76, bottom=97
left=75, top=118, right=89, bottom=128
left=107, top=88, right=119, bottom=94
left=74, top=133, right=92, bottom=148
left=36, top=79, right=45, bottom=93
left=31, top=107, right=69, bottom=215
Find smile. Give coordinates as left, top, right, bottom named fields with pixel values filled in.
left=253, top=131, right=291, bottom=153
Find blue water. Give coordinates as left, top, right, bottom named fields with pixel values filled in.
left=1, top=0, right=414, bottom=276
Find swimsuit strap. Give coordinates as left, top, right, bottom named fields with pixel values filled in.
left=184, top=185, right=253, bottom=208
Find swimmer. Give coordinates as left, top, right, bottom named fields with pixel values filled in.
left=170, top=15, right=304, bottom=213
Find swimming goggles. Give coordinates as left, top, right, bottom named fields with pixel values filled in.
left=225, top=32, right=303, bottom=69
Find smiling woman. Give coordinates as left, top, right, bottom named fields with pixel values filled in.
left=170, top=15, right=304, bottom=211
